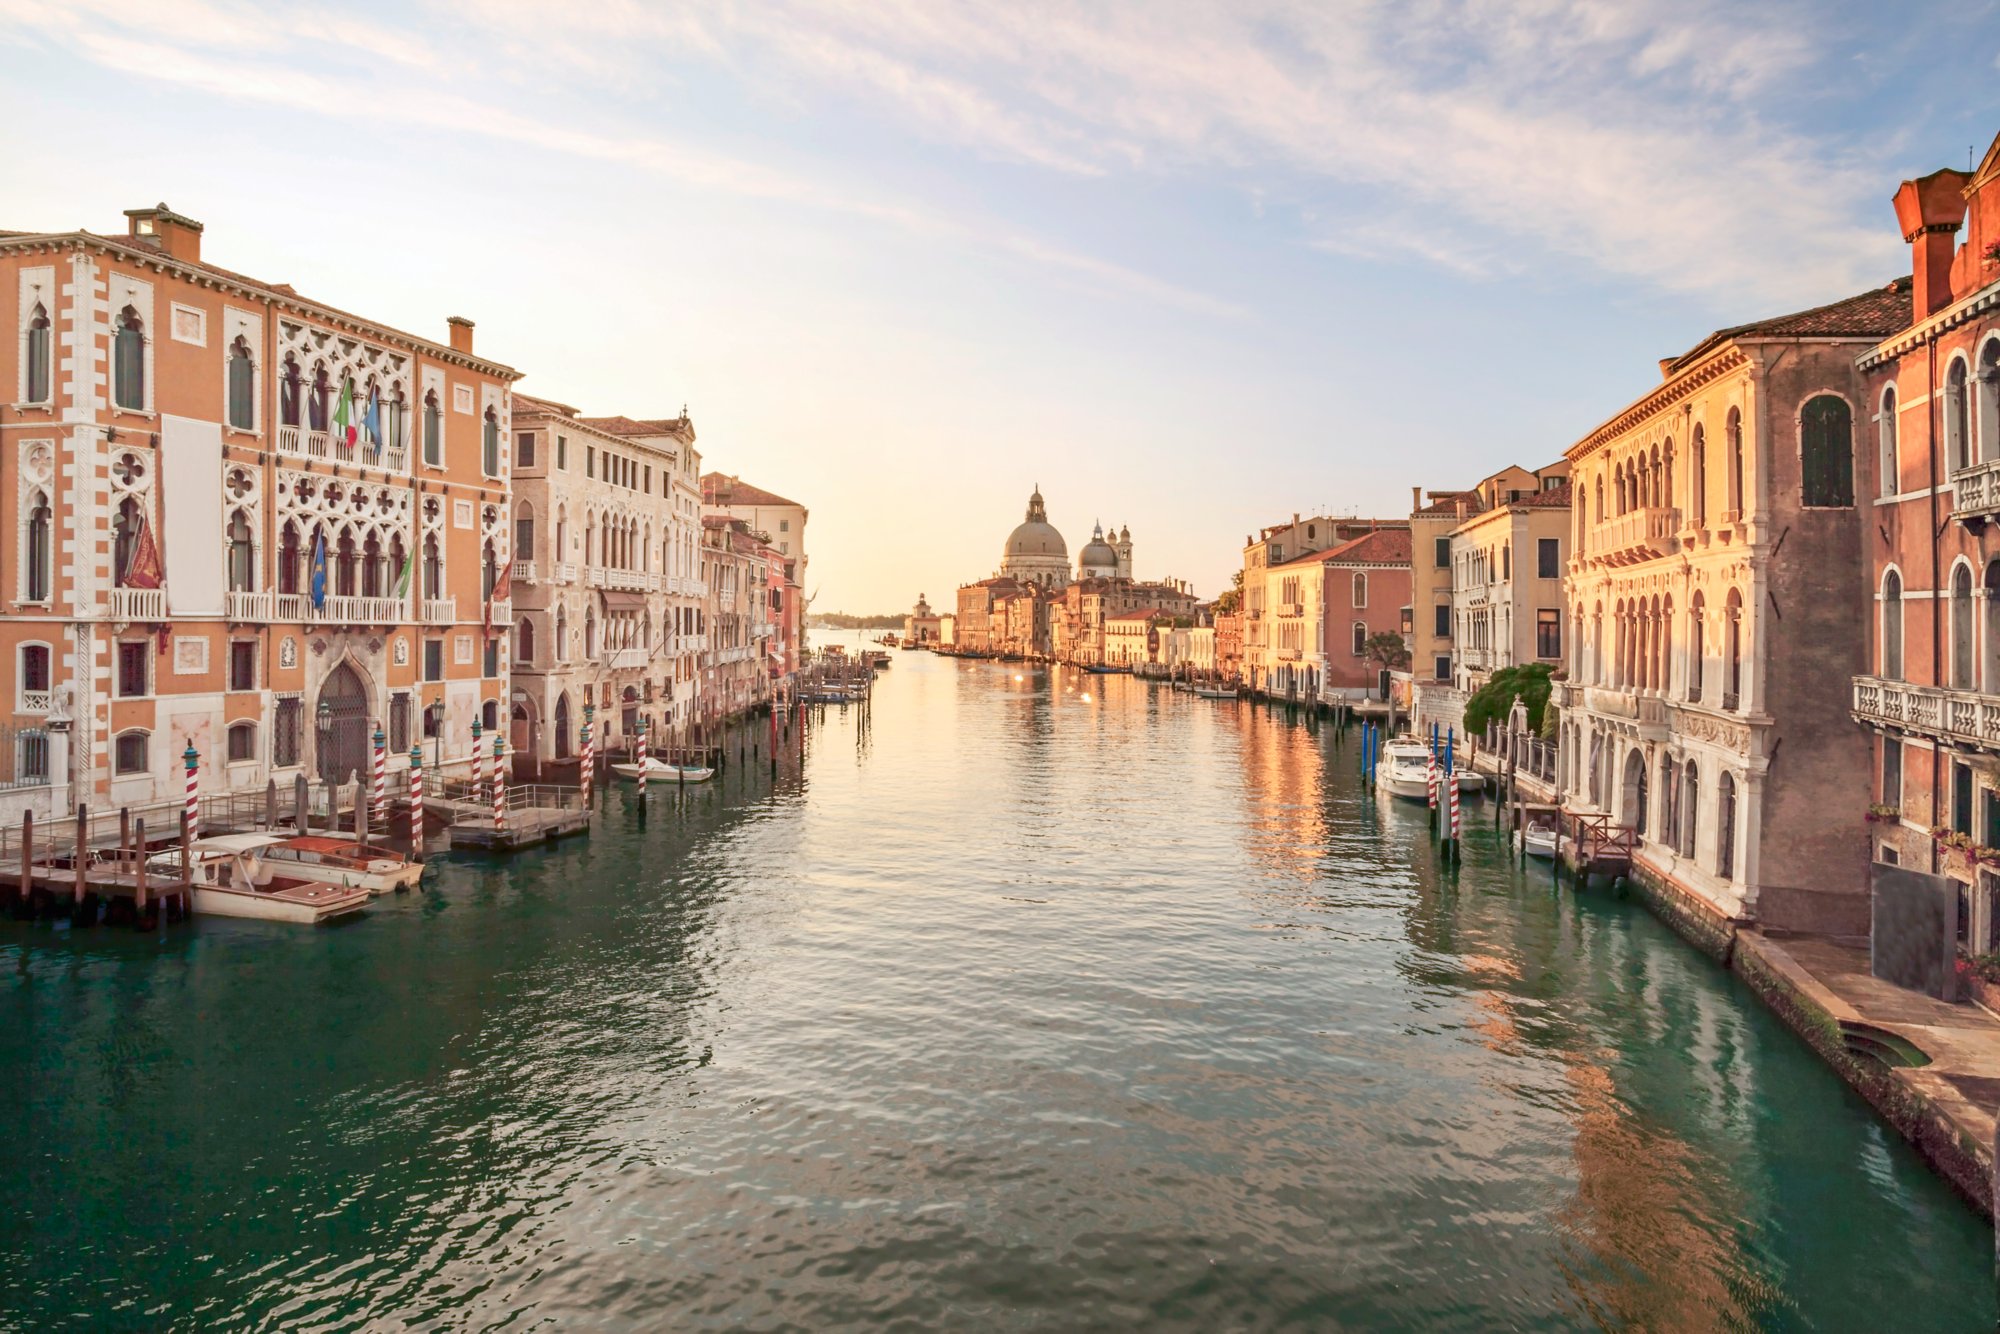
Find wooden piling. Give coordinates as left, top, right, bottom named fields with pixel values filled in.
left=132, top=817, right=147, bottom=914
left=265, top=779, right=278, bottom=830
left=18, top=810, right=32, bottom=905
left=74, top=804, right=87, bottom=906
left=294, top=774, right=309, bottom=833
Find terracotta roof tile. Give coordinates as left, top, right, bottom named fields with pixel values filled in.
left=702, top=473, right=805, bottom=509
left=583, top=414, right=693, bottom=438
left=1668, top=277, right=1913, bottom=372
left=1319, top=529, right=1413, bottom=565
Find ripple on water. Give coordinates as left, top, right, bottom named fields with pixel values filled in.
left=0, top=643, right=1991, bottom=1330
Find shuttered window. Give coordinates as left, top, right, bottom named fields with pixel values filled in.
left=1800, top=394, right=1854, bottom=507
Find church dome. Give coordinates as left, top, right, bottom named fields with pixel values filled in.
left=1078, top=522, right=1118, bottom=576
left=1004, top=488, right=1068, bottom=560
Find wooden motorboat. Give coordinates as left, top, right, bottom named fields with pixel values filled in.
left=157, top=834, right=371, bottom=924
left=262, top=834, right=422, bottom=894
left=611, top=756, right=716, bottom=782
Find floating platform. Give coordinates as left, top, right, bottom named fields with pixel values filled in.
left=447, top=807, right=590, bottom=852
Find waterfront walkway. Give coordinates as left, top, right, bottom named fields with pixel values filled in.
left=1741, top=932, right=1999, bottom=1212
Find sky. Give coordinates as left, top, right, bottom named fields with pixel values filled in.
left=3, top=2, right=1998, bottom=613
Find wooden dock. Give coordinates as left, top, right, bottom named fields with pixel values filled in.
left=435, top=783, right=590, bottom=853
left=0, top=807, right=196, bottom=928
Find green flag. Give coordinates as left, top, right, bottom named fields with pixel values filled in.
left=392, top=552, right=413, bottom=600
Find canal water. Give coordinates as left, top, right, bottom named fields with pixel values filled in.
left=4, top=640, right=1993, bottom=1330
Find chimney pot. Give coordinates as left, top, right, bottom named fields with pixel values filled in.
left=447, top=316, right=475, bottom=354
left=1893, top=168, right=1972, bottom=320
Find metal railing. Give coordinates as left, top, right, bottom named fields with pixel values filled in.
left=0, top=723, right=50, bottom=791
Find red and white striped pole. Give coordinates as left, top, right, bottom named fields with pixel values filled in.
left=182, top=743, right=200, bottom=842
left=580, top=704, right=594, bottom=807
left=408, top=743, right=424, bottom=859
left=371, top=723, right=387, bottom=830
left=635, top=716, right=649, bottom=802
left=470, top=718, right=485, bottom=807
left=1447, top=767, right=1461, bottom=860
left=1426, top=750, right=1438, bottom=816
left=492, top=734, right=507, bottom=831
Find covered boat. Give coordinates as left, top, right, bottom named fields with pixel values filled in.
left=611, top=756, right=716, bottom=782
left=158, top=834, right=371, bottom=925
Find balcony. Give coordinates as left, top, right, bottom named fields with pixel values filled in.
left=225, top=590, right=311, bottom=622
left=553, top=561, right=577, bottom=585
left=20, top=690, right=51, bottom=714
left=1276, top=647, right=1302, bottom=661
left=422, top=598, right=457, bottom=625
left=272, top=423, right=404, bottom=473
left=1277, top=601, right=1305, bottom=617
left=513, top=560, right=538, bottom=586
left=1853, top=675, right=2000, bottom=748
left=605, top=568, right=645, bottom=592
left=319, top=594, right=406, bottom=624
left=105, top=587, right=167, bottom=620
left=1952, top=460, right=2000, bottom=522
left=606, top=646, right=649, bottom=670
left=1590, top=506, right=1680, bottom=566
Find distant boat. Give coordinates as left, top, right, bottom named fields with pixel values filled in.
left=1194, top=685, right=1236, bottom=699
left=1380, top=741, right=1434, bottom=802
left=1082, top=664, right=1126, bottom=675
left=611, top=757, right=716, bottom=782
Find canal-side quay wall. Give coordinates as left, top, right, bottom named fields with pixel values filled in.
left=1624, top=853, right=1997, bottom=1219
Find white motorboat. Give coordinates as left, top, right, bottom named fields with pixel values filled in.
left=261, top=834, right=423, bottom=894
left=1452, top=767, right=1486, bottom=794
left=611, top=756, right=716, bottom=782
left=1380, top=741, right=1435, bottom=802
left=1194, top=686, right=1236, bottom=699
left=157, top=834, right=371, bottom=925
left=1516, top=823, right=1559, bottom=860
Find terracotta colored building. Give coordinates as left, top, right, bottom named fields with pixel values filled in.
left=1316, top=527, right=1414, bottom=703
left=0, top=203, right=519, bottom=816
left=1851, top=132, right=2000, bottom=954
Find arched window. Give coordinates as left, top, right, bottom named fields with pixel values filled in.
left=280, top=354, right=302, bottom=427
left=24, top=491, right=51, bottom=602
left=422, top=390, right=442, bottom=467
left=555, top=606, right=568, bottom=663
left=1690, top=423, right=1706, bottom=524
left=1594, top=476, right=1604, bottom=524
left=1352, top=622, right=1367, bottom=656
left=1800, top=394, right=1854, bottom=507
left=1659, top=751, right=1678, bottom=850
left=361, top=532, right=384, bottom=598
left=1952, top=562, right=1976, bottom=690
left=515, top=503, right=536, bottom=563
left=553, top=692, right=572, bottom=758
left=309, top=364, right=330, bottom=430
left=1980, top=340, right=2000, bottom=465
left=1500, top=545, right=1510, bottom=581
left=227, top=722, right=258, bottom=764
left=113, top=306, right=145, bottom=409
left=585, top=608, right=598, bottom=660
left=383, top=382, right=407, bottom=455
left=518, top=616, right=535, bottom=664
left=1687, top=592, right=1705, bottom=702
left=482, top=407, right=500, bottom=477
left=20, top=643, right=51, bottom=708
left=227, top=335, right=255, bottom=430
left=226, top=509, right=255, bottom=592
left=334, top=530, right=358, bottom=597
left=1724, top=588, right=1744, bottom=709
left=421, top=534, right=442, bottom=600
left=278, top=521, right=301, bottom=595
left=1879, top=385, right=1899, bottom=497
left=1680, top=760, right=1700, bottom=859
left=112, top=496, right=143, bottom=587
left=1352, top=572, right=1367, bottom=608
left=24, top=302, right=50, bottom=403
left=1881, top=569, right=1903, bottom=679
left=482, top=539, right=498, bottom=599
left=1946, top=356, right=1972, bottom=473
left=482, top=699, right=499, bottom=731
left=1726, top=407, right=1744, bottom=515
left=1717, top=772, right=1738, bottom=879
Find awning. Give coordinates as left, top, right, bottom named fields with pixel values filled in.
left=600, top=589, right=648, bottom=611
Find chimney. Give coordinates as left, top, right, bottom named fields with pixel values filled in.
left=1892, top=168, right=1971, bottom=320
left=1454, top=499, right=1467, bottom=520
left=123, top=203, right=203, bottom=263
left=1411, top=485, right=1422, bottom=513
left=447, top=316, right=475, bottom=354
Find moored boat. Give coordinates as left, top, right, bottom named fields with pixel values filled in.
left=1194, top=685, right=1236, bottom=699
left=1380, top=740, right=1434, bottom=802
left=611, top=756, right=716, bottom=782
left=1515, top=823, right=1559, bottom=860
left=158, top=834, right=371, bottom=924
left=261, top=834, right=423, bottom=894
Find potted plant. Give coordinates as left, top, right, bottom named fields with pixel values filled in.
left=1865, top=803, right=1900, bottom=823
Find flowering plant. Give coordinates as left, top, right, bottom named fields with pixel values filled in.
left=1984, top=240, right=2000, bottom=268
left=1865, top=804, right=1900, bottom=822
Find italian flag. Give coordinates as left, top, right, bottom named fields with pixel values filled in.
left=332, top=380, right=357, bottom=447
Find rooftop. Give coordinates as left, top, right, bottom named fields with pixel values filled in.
left=1666, top=277, right=1913, bottom=374
left=704, top=472, right=805, bottom=511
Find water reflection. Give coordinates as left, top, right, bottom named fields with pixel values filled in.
left=0, top=639, right=1990, bottom=1330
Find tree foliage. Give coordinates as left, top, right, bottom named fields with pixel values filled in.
left=1463, top=663, right=1555, bottom=736
left=1362, top=632, right=1410, bottom=670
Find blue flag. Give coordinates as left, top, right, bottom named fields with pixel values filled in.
left=364, top=385, right=383, bottom=456
left=309, top=532, right=327, bottom=610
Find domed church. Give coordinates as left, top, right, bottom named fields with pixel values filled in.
left=1000, top=487, right=1073, bottom=588
left=1078, top=522, right=1119, bottom=579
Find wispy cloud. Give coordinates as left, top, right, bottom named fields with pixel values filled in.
left=0, top=0, right=1245, bottom=319
left=462, top=0, right=1898, bottom=307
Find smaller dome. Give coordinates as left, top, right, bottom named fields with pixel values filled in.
left=1079, top=522, right=1118, bottom=574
